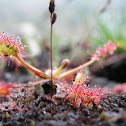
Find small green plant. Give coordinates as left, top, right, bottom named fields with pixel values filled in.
left=0, top=0, right=118, bottom=109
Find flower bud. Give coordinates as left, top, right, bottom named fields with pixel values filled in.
left=49, top=0, right=55, bottom=14
left=61, top=59, right=70, bottom=69
left=52, top=12, right=57, bottom=25
left=53, top=59, right=70, bottom=77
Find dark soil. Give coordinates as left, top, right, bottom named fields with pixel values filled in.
left=90, top=53, right=126, bottom=83
left=0, top=92, right=126, bottom=126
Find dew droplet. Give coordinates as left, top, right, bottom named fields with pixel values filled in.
left=16, top=36, right=21, bottom=43
left=110, top=51, right=113, bottom=55
left=21, top=47, right=24, bottom=49
left=10, top=55, right=13, bottom=58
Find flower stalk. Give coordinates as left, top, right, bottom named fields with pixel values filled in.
left=48, top=0, right=57, bottom=99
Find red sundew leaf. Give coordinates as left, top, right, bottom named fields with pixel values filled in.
left=0, top=82, right=21, bottom=96
left=112, top=84, right=126, bottom=93
left=91, top=40, right=118, bottom=60
left=0, top=32, right=28, bottom=59
left=64, top=72, right=108, bottom=107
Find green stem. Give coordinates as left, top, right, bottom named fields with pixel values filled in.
left=16, top=54, right=50, bottom=79
left=59, top=58, right=97, bottom=79
left=53, top=65, right=64, bottom=77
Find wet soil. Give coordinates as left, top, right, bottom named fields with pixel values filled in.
left=0, top=93, right=126, bottom=126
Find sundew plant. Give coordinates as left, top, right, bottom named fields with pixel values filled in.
left=0, top=0, right=118, bottom=110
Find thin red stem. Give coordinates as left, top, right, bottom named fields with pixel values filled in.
left=16, top=54, right=50, bottom=79
left=50, top=14, right=53, bottom=83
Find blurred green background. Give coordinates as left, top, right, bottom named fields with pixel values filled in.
left=0, top=0, right=126, bottom=65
